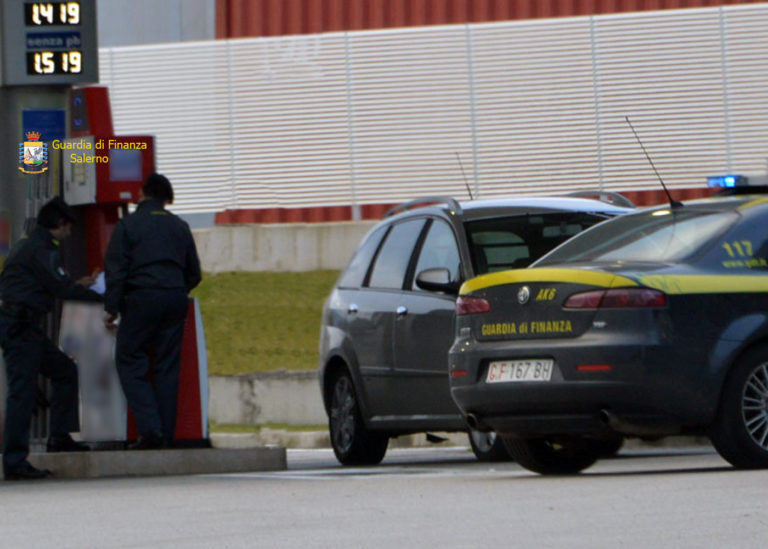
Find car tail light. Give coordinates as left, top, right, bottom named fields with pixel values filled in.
left=564, top=288, right=667, bottom=309
left=456, top=296, right=491, bottom=315
left=577, top=364, right=612, bottom=372
left=562, top=290, right=603, bottom=309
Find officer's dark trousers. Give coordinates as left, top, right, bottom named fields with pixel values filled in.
left=0, top=316, right=79, bottom=473
left=115, top=288, right=188, bottom=442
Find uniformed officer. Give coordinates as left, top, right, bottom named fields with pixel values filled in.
left=104, top=173, right=201, bottom=450
left=0, top=197, right=102, bottom=480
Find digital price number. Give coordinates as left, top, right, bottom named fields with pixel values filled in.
left=25, top=2, right=80, bottom=26
left=27, top=50, right=82, bottom=74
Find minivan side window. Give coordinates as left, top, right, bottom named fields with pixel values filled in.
left=368, top=219, right=427, bottom=290
left=412, top=219, right=460, bottom=291
left=337, top=225, right=388, bottom=288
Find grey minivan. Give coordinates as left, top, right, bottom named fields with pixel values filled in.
left=318, top=195, right=632, bottom=465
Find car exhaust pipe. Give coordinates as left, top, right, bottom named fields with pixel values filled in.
left=465, top=413, right=492, bottom=432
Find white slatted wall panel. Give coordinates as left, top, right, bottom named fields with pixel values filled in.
left=471, top=18, right=599, bottom=198
left=592, top=8, right=728, bottom=191
left=227, top=34, right=351, bottom=209
left=98, top=4, right=768, bottom=214
left=346, top=26, right=473, bottom=203
left=721, top=5, right=768, bottom=173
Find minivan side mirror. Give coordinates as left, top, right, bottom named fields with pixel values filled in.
left=415, top=268, right=462, bottom=295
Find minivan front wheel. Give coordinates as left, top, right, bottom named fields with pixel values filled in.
left=711, top=345, right=768, bottom=469
left=329, top=372, right=388, bottom=466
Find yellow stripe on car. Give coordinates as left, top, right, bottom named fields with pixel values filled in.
left=738, top=197, right=768, bottom=210
left=459, top=268, right=639, bottom=295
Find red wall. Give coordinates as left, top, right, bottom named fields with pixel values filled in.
left=214, top=187, right=716, bottom=224
left=217, top=0, right=764, bottom=38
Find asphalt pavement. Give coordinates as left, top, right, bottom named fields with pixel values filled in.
left=1, top=444, right=765, bottom=549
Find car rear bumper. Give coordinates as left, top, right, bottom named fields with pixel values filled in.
left=449, top=334, right=714, bottom=437
left=455, top=383, right=683, bottom=437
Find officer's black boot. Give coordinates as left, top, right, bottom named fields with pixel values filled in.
left=46, top=434, right=90, bottom=452
left=4, top=461, right=52, bottom=480
left=128, top=432, right=164, bottom=450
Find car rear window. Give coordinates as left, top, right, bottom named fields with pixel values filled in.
left=536, top=208, right=740, bottom=265
left=465, top=212, right=610, bottom=275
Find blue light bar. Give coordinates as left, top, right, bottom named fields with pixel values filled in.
left=707, top=175, right=746, bottom=188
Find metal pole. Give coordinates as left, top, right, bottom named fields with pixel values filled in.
left=465, top=24, right=480, bottom=199
left=344, top=32, right=361, bottom=221
left=589, top=16, right=606, bottom=191
left=718, top=7, right=733, bottom=172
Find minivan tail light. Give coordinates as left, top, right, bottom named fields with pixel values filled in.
left=564, top=288, right=667, bottom=309
left=456, top=296, right=491, bottom=315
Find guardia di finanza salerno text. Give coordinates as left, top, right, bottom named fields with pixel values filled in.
left=51, top=139, right=147, bottom=164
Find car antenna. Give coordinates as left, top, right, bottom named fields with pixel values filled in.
left=625, top=116, right=683, bottom=209
left=455, top=152, right=474, bottom=200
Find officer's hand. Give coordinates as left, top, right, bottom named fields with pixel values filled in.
left=104, top=312, right=119, bottom=331
left=77, top=269, right=101, bottom=287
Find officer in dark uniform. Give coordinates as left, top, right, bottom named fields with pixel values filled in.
left=0, top=197, right=102, bottom=480
left=104, top=173, right=201, bottom=450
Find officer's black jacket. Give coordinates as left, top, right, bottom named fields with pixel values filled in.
left=104, top=198, right=202, bottom=315
left=0, top=225, right=102, bottom=313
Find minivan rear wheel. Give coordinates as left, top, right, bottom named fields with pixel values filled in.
left=329, top=372, right=388, bottom=465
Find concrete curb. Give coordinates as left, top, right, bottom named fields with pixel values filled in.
left=19, top=447, right=286, bottom=480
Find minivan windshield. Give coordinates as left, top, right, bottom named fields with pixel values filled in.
left=535, top=208, right=739, bottom=266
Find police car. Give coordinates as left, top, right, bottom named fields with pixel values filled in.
left=318, top=194, right=633, bottom=465
left=449, top=175, right=768, bottom=474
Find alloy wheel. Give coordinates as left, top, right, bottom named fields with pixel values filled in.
left=330, top=376, right=356, bottom=454
left=741, top=361, right=768, bottom=451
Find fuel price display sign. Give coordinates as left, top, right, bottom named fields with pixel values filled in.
left=2, top=0, right=98, bottom=85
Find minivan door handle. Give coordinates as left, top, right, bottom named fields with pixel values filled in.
left=348, top=303, right=359, bottom=314
left=396, top=306, right=408, bottom=316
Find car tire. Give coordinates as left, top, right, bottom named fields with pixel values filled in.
left=711, top=345, right=768, bottom=469
left=468, top=428, right=512, bottom=462
left=329, top=372, right=389, bottom=466
left=592, top=436, right=624, bottom=458
left=502, top=436, right=601, bottom=475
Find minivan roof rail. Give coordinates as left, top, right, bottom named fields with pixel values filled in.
left=385, top=196, right=463, bottom=217
left=565, top=190, right=636, bottom=209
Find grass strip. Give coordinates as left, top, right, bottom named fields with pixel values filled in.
left=192, top=270, right=340, bottom=375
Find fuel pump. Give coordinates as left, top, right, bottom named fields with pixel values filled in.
left=0, top=0, right=208, bottom=449
left=58, top=85, right=209, bottom=447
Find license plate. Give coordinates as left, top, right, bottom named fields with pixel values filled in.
left=486, top=359, right=553, bottom=383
